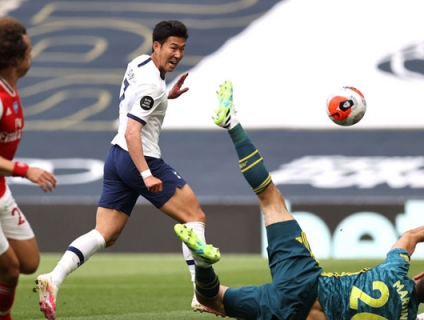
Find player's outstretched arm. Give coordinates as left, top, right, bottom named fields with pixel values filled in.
left=391, top=226, right=424, bottom=256
left=0, top=156, right=56, bottom=192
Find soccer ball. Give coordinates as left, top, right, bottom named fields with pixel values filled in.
left=326, top=86, right=366, bottom=126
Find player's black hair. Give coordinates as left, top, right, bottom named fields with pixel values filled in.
left=0, top=16, right=28, bottom=70
left=415, top=277, right=424, bottom=303
left=152, top=20, right=189, bottom=52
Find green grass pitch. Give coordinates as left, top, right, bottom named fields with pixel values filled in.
left=14, top=254, right=424, bottom=319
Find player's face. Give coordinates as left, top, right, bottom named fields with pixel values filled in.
left=17, top=34, right=32, bottom=77
left=154, top=36, right=185, bottom=75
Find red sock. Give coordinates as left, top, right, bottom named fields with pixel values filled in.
left=0, top=282, right=16, bottom=319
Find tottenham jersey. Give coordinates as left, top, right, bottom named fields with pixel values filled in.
left=318, top=248, right=419, bottom=320
left=111, top=54, right=168, bottom=158
left=0, top=77, right=25, bottom=196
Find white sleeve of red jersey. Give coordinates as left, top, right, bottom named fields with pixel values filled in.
left=417, top=313, right=424, bottom=320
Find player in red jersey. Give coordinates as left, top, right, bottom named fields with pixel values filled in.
left=0, top=16, right=56, bottom=320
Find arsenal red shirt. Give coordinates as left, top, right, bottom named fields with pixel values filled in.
left=0, top=77, right=24, bottom=196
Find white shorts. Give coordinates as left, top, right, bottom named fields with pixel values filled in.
left=0, top=186, right=35, bottom=255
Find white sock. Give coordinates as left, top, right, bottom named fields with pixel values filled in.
left=228, top=104, right=239, bottom=130
left=182, top=222, right=209, bottom=280
left=50, top=229, right=106, bottom=287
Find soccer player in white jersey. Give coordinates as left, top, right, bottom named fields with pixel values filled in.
left=0, top=17, right=57, bottom=320
left=35, top=20, right=222, bottom=319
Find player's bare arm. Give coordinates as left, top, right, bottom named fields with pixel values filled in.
left=0, top=156, right=15, bottom=176
left=0, top=156, right=56, bottom=192
left=125, top=117, right=162, bottom=193
left=391, top=225, right=424, bottom=256
left=168, top=72, right=189, bottom=99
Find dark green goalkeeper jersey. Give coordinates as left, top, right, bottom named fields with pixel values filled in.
left=318, top=248, right=420, bottom=320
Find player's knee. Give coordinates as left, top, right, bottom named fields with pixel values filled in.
left=20, top=262, right=38, bottom=274
left=19, top=254, right=40, bottom=274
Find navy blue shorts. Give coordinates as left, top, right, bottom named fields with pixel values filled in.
left=223, top=220, right=322, bottom=320
left=97, top=145, right=187, bottom=215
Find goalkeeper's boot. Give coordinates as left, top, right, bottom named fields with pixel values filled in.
left=213, top=80, right=238, bottom=129
left=191, top=295, right=226, bottom=317
left=35, top=274, right=57, bottom=320
left=174, top=224, right=220, bottom=264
